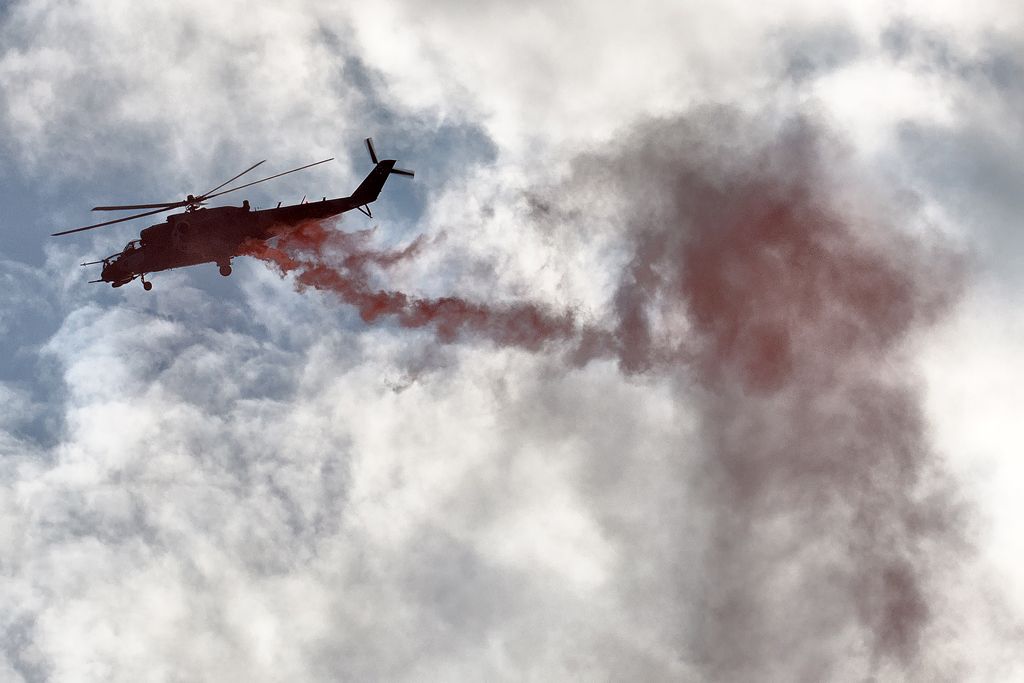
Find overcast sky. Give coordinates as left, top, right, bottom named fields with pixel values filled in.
left=1, top=1, right=1023, bottom=681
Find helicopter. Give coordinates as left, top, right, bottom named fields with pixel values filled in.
left=54, top=138, right=413, bottom=290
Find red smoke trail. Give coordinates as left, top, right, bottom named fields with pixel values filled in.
left=673, top=188, right=955, bottom=670
left=241, top=220, right=578, bottom=350
left=244, top=114, right=967, bottom=676
left=592, top=114, right=967, bottom=678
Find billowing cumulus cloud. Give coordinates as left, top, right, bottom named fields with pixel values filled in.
left=1, top=0, right=1023, bottom=681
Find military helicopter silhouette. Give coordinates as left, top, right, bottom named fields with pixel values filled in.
left=54, top=138, right=413, bottom=290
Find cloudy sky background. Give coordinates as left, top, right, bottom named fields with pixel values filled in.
left=1, top=0, right=1023, bottom=680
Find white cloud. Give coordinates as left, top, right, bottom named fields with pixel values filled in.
left=1, top=290, right=705, bottom=679
left=1, top=0, right=1023, bottom=680
left=921, top=283, right=1024, bottom=610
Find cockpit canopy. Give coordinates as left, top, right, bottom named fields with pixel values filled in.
left=104, top=239, right=141, bottom=264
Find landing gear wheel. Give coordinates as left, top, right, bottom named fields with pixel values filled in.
left=143, top=280, right=153, bottom=291
left=219, top=263, right=232, bottom=277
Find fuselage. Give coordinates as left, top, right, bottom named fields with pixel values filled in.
left=93, top=157, right=401, bottom=288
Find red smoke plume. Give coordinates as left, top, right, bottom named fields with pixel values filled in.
left=594, top=114, right=967, bottom=678
left=241, top=221, right=577, bottom=350
left=245, top=112, right=967, bottom=677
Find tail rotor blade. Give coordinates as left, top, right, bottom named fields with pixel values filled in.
left=365, top=137, right=379, bottom=164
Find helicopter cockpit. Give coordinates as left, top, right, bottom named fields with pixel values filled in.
left=102, top=239, right=142, bottom=268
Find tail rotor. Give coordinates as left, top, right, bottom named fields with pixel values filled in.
left=365, top=137, right=414, bottom=178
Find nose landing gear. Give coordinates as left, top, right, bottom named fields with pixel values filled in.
left=140, top=274, right=152, bottom=291
left=218, top=261, right=232, bottom=277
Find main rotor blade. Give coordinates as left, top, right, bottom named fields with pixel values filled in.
left=201, top=159, right=267, bottom=198
left=92, top=160, right=267, bottom=211
left=203, top=158, right=334, bottom=201
left=93, top=200, right=187, bottom=212
left=53, top=205, right=173, bottom=236
left=365, top=138, right=378, bottom=164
